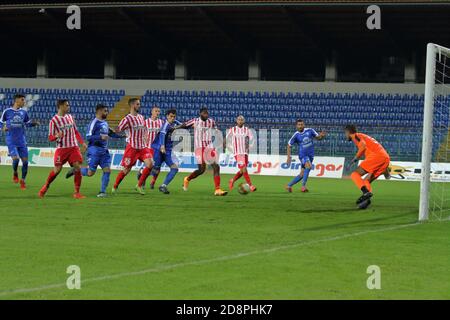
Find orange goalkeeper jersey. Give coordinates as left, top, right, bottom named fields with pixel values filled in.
left=351, top=133, right=389, bottom=159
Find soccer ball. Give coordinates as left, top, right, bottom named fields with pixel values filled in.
left=238, top=183, right=251, bottom=195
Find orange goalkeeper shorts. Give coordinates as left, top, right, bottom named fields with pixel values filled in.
left=360, top=154, right=390, bottom=179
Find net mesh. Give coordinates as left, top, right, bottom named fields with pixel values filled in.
left=429, top=46, right=450, bottom=220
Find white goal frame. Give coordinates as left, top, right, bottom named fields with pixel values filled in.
left=419, top=43, right=450, bottom=221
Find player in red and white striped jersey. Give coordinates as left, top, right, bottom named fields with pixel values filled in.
left=112, top=98, right=154, bottom=195
left=226, top=115, right=256, bottom=192
left=181, top=107, right=227, bottom=196
left=139, top=106, right=164, bottom=189
left=38, top=99, right=87, bottom=199
left=145, top=107, right=164, bottom=148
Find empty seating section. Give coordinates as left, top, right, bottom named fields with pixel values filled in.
left=141, top=90, right=448, bottom=160
left=1, top=87, right=449, bottom=161
left=0, top=88, right=125, bottom=148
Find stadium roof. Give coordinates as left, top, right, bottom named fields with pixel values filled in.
left=0, top=1, right=449, bottom=57
left=1, top=0, right=450, bottom=8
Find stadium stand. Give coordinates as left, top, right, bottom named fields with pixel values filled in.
left=1, top=87, right=449, bottom=161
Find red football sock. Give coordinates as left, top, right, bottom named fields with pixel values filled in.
left=138, top=167, right=151, bottom=187
left=214, top=175, right=221, bottom=190
left=45, top=170, right=57, bottom=187
left=233, top=171, right=243, bottom=182
left=114, top=171, right=126, bottom=188
left=243, top=171, right=252, bottom=185
left=74, top=170, right=82, bottom=193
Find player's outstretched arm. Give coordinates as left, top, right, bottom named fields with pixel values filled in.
left=108, top=127, right=124, bottom=138
left=315, top=131, right=327, bottom=140
left=169, top=120, right=184, bottom=132
left=25, top=120, right=40, bottom=127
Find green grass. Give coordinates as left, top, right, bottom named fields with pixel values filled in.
left=0, top=165, right=449, bottom=299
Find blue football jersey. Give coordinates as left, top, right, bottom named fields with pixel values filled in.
left=86, top=118, right=120, bottom=149
left=151, top=119, right=182, bottom=152
left=288, top=128, right=319, bottom=157
left=0, top=107, right=31, bottom=146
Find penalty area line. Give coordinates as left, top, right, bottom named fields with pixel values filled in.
left=0, top=220, right=436, bottom=298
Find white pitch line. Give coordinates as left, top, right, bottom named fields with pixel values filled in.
left=0, top=220, right=440, bottom=298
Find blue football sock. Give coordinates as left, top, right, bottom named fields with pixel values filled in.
left=81, top=168, right=89, bottom=176
left=12, top=159, right=19, bottom=174
left=302, top=168, right=311, bottom=186
left=163, top=168, right=179, bottom=186
left=101, top=172, right=110, bottom=193
left=288, top=174, right=303, bottom=187
left=21, top=161, right=28, bottom=180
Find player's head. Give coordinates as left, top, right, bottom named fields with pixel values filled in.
left=128, top=97, right=141, bottom=113
left=344, top=124, right=357, bottom=141
left=296, top=119, right=305, bottom=132
left=13, top=94, right=26, bottom=108
left=151, top=106, right=161, bottom=119
left=166, top=109, right=177, bottom=123
left=236, top=115, right=245, bottom=127
left=96, top=104, right=109, bottom=120
left=199, top=107, right=208, bottom=121
left=57, top=99, right=70, bottom=114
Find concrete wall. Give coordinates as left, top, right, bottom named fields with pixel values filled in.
left=0, top=77, right=425, bottom=96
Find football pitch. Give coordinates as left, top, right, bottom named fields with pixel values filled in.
left=0, top=166, right=449, bottom=300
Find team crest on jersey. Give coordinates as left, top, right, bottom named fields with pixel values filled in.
left=11, top=115, right=24, bottom=127
left=61, top=123, right=74, bottom=130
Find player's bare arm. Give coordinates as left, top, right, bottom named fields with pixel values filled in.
left=286, top=144, right=292, bottom=165
left=315, top=131, right=327, bottom=140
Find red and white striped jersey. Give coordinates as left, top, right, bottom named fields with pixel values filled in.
left=117, top=113, right=147, bottom=149
left=144, top=118, right=164, bottom=148
left=49, top=114, right=79, bottom=149
left=185, top=117, right=218, bottom=149
left=227, top=125, right=254, bottom=155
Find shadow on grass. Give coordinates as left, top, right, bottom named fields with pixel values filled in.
left=296, top=211, right=416, bottom=232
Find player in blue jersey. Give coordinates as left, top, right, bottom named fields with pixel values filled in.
left=286, top=119, right=326, bottom=193
left=66, top=104, right=123, bottom=197
left=144, top=109, right=181, bottom=195
left=0, top=94, right=39, bottom=189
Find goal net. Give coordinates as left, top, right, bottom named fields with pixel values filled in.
left=419, top=43, right=450, bottom=221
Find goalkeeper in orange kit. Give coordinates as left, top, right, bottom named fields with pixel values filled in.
left=344, top=125, right=391, bottom=209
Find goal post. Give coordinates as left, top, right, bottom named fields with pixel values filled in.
left=419, top=43, right=450, bottom=221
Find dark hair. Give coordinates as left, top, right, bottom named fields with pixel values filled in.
left=56, top=99, right=69, bottom=108
left=296, top=119, right=304, bottom=123
left=13, top=94, right=25, bottom=100
left=166, top=109, right=177, bottom=116
left=96, top=104, right=108, bottom=112
left=199, top=107, right=208, bottom=113
left=128, top=97, right=140, bottom=106
left=344, top=124, right=357, bottom=134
